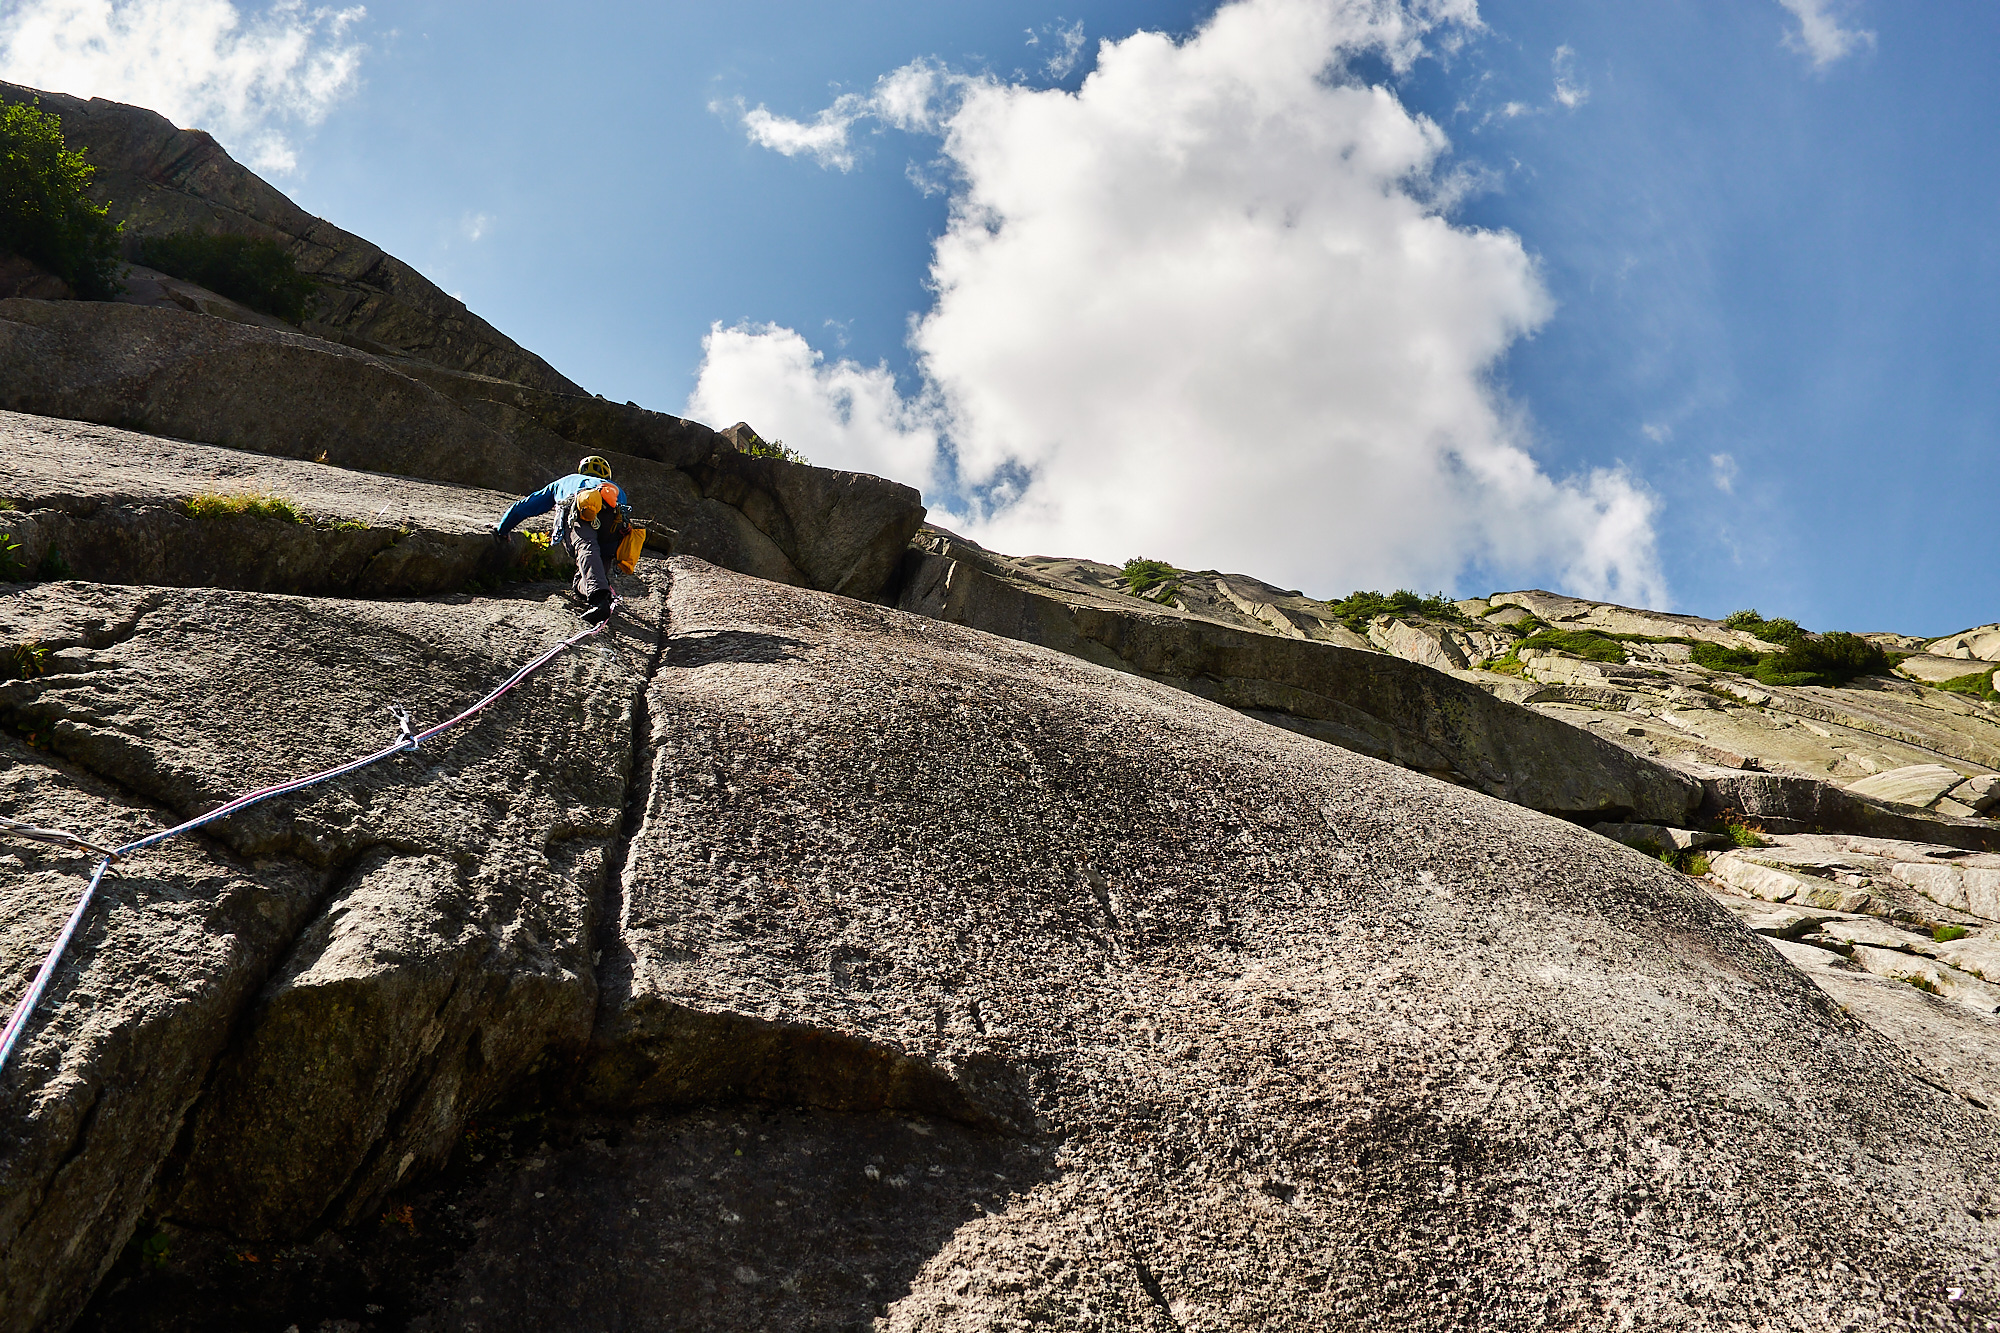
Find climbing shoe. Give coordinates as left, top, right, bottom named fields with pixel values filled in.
left=582, top=589, right=613, bottom=626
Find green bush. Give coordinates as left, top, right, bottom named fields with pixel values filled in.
left=0, top=100, right=122, bottom=298
left=1121, top=558, right=1182, bottom=602
left=1721, top=610, right=1805, bottom=646
left=1514, top=627, right=1628, bottom=663
left=1935, top=924, right=1971, bottom=943
left=740, top=434, right=807, bottom=464
left=138, top=231, right=319, bottom=322
left=1754, top=631, right=1892, bottom=688
left=1325, top=589, right=1467, bottom=634
left=1690, top=641, right=1765, bottom=673
left=1700, top=611, right=1891, bottom=688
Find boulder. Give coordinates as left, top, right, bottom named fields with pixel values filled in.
left=897, top=531, right=1701, bottom=822
left=1847, top=946, right=2000, bottom=1014
left=1848, top=764, right=1972, bottom=810
left=0, top=81, right=581, bottom=395
left=0, top=254, right=69, bottom=302
left=1363, top=616, right=1515, bottom=670
left=1897, top=653, right=1994, bottom=684
left=1707, top=851, right=1833, bottom=904
left=1366, top=615, right=1468, bottom=669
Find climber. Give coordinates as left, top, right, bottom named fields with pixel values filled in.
left=493, top=455, right=642, bottom=625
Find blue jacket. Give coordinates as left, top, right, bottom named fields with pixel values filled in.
left=496, top=473, right=615, bottom=538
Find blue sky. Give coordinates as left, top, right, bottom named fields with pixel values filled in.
left=2, top=0, right=1993, bottom=634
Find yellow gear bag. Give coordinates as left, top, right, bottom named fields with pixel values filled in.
left=575, top=481, right=620, bottom=526
left=614, top=525, right=646, bottom=575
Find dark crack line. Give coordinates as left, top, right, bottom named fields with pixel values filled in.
left=594, top=573, right=672, bottom=987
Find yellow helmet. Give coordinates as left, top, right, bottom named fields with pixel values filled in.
left=577, top=455, right=613, bottom=480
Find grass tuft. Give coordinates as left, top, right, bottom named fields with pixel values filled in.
left=185, top=491, right=309, bottom=524
left=1934, top=670, right=2000, bottom=705
left=1934, top=924, right=1971, bottom=943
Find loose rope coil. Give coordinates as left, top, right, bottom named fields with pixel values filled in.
left=0, top=611, right=616, bottom=1079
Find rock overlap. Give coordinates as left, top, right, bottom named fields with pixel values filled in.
left=897, top=530, right=1700, bottom=823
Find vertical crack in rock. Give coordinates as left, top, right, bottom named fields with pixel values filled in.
left=594, top=571, right=673, bottom=981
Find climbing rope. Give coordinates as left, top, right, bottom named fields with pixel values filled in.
left=0, top=816, right=123, bottom=861
left=0, top=611, right=616, bottom=1080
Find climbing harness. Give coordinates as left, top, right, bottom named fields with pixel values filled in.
left=0, top=609, right=618, bottom=1080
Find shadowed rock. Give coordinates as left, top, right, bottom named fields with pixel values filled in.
left=0, top=580, right=661, bottom=1328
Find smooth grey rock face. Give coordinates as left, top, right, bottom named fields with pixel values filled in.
left=1955, top=774, right=2000, bottom=814
left=1930, top=625, right=2000, bottom=663
left=1487, top=589, right=1783, bottom=650
left=0, top=578, right=662, bottom=1329
left=1849, top=764, right=1976, bottom=810
left=5, top=557, right=2000, bottom=1329
left=574, top=560, right=2000, bottom=1327
left=0, top=300, right=554, bottom=495
left=897, top=530, right=1700, bottom=823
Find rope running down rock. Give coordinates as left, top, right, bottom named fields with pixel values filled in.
left=0, top=611, right=616, bottom=1080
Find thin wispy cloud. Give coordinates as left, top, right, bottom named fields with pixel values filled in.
left=698, top=0, right=1666, bottom=605
left=722, top=59, right=951, bottom=172
left=1029, top=19, right=1087, bottom=79
left=1551, top=44, right=1587, bottom=109
left=0, top=0, right=367, bottom=173
left=1710, top=453, right=1739, bottom=494
left=1776, top=0, right=1875, bottom=69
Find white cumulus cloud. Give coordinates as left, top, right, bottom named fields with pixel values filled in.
left=1776, top=0, right=1874, bottom=69
left=694, top=0, right=1666, bottom=606
left=0, top=0, right=365, bottom=173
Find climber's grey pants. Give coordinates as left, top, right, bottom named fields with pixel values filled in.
left=565, top=522, right=611, bottom=600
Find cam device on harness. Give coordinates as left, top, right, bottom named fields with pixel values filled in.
left=572, top=481, right=646, bottom=575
